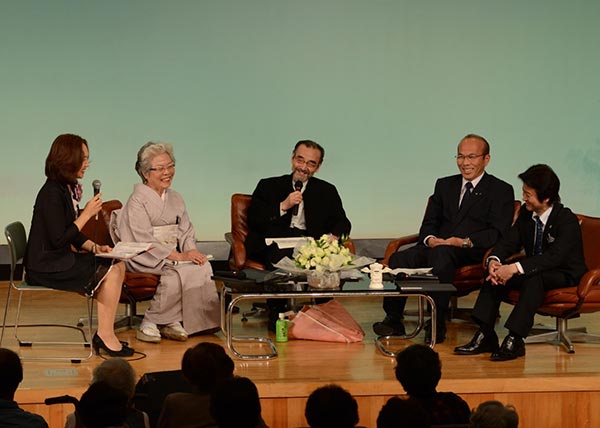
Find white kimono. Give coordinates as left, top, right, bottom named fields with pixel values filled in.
left=114, top=183, right=220, bottom=334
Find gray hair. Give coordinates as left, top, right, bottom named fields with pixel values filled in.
left=135, top=142, right=175, bottom=183
left=91, top=358, right=136, bottom=399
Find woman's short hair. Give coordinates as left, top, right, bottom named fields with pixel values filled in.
left=45, top=133, right=88, bottom=185
left=135, top=142, right=175, bottom=183
left=181, top=342, right=235, bottom=393
left=470, top=400, right=519, bottom=428
left=395, top=344, right=441, bottom=397
left=92, top=357, right=137, bottom=399
left=77, top=381, right=129, bottom=428
left=305, top=384, right=359, bottom=428
left=210, top=376, right=261, bottom=428
left=0, top=348, right=23, bottom=399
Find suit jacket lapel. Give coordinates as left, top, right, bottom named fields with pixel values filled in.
left=542, top=203, right=562, bottom=252
left=448, top=176, right=462, bottom=222
left=453, top=173, right=490, bottom=226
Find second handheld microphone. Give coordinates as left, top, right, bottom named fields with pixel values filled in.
left=291, top=180, right=303, bottom=216
left=92, top=179, right=102, bottom=220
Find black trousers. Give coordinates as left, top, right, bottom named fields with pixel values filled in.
left=383, top=244, right=484, bottom=323
left=472, top=269, right=573, bottom=338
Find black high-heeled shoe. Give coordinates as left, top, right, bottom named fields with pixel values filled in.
left=92, top=333, right=135, bottom=357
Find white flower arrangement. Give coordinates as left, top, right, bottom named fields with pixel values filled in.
left=294, top=234, right=353, bottom=272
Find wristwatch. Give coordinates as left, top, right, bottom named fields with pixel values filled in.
left=462, top=237, right=472, bottom=248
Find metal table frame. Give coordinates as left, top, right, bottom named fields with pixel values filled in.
left=219, top=277, right=455, bottom=360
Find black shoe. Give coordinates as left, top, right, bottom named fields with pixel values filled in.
left=490, top=335, right=525, bottom=361
left=424, top=318, right=446, bottom=344
left=92, top=333, right=135, bottom=357
left=454, top=330, right=499, bottom=355
left=373, top=317, right=406, bottom=336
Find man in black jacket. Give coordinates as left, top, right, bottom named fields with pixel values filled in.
left=455, top=164, right=587, bottom=361
left=374, top=134, right=514, bottom=343
left=245, top=140, right=351, bottom=267
left=245, top=140, right=351, bottom=330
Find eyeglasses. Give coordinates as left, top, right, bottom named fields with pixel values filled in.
left=455, top=154, right=486, bottom=162
left=293, top=155, right=319, bottom=169
left=149, top=163, right=176, bottom=173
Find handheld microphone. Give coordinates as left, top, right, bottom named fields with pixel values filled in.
left=92, top=180, right=101, bottom=220
left=291, top=180, right=302, bottom=216
left=92, top=179, right=102, bottom=196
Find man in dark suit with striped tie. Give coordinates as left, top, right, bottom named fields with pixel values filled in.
left=374, top=134, right=515, bottom=343
left=455, top=164, right=587, bottom=361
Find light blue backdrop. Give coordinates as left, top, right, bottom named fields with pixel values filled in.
left=1, top=1, right=599, bottom=242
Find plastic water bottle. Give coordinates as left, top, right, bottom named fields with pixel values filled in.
left=275, top=313, right=288, bottom=342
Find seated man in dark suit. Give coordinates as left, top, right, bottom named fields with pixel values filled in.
left=245, top=139, right=351, bottom=266
left=245, top=139, right=351, bottom=329
left=455, top=164, right=587, bottom=361
left=374, top=134, right=514, bottom=343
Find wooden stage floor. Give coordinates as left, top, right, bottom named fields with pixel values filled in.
left=1, top=281, right=599, bottom=428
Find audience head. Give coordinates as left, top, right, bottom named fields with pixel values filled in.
left=45, top=133, right=89, bottom=185
left=305, top=384, right=359, bottom=428
left=470, top=400, right=519, bottom=428
left=0, top=348, right=23, bottom=400
left=181, top=342, right=235, bottom=393
left=377, top=396, right=431, bottom=428
left=77, top=381, right=129, bottom=428
left=92, top=357, right=136, bottom=399
left=456, top=133, right=490, bottom=181
left=518, top=164, right=561, bottom=207
left=395, top=344, right=441, bottom=398
left=211, top=376, right=261, bottom=428
left=291, top=140, right=324, bottom=182
left=134, top=142, right=176, bottom=184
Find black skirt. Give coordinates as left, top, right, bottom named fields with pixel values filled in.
left=26, top=253, right=114, bottom=296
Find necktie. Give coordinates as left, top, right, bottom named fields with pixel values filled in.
left=460, top=182, right=473, bottom=208
left=534, top=216, right=544, bottom=255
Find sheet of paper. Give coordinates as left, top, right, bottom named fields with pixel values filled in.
left=265, top=237, right=307, bottom=249
left=96, top=242, right=153, bottom=260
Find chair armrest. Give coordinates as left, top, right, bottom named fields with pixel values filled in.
left=576, top=269, right=600, bottom=298
left=343, top=238, right=356, bottom=254
left=380, top=233, right=419, bottom=266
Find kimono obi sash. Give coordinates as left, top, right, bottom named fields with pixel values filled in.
left=152, top=224, right=178, bottom=251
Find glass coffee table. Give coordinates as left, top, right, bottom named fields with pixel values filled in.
left=215, top=270, right=455, bottom=360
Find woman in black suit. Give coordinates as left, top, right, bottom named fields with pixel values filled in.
left=24, top=134, right=134, bottom=357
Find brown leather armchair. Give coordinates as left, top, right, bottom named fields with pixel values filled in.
left=82, top=200, right=160, bottom=328
left=503, top=213, right=600, bottom=353
left=381, top=200, right=521, bottom=320
left=225, top=193, right=356, bottom=271
left=225, top=194, right=267, bottom=271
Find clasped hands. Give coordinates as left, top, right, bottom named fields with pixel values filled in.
left=427, top=236, right=463, bottom=248
left=487, top=259, right=518, bottom=286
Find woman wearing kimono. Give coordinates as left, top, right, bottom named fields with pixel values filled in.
left=114, top=142, right=220, bottom=343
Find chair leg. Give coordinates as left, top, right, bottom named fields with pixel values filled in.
left=525, top=317, right=600, bottom=354
left=0, top=285, right=13, bottom=346
left=13, top=289, right=94, bottom=362
left=14, top=290, right=25, bottom=344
